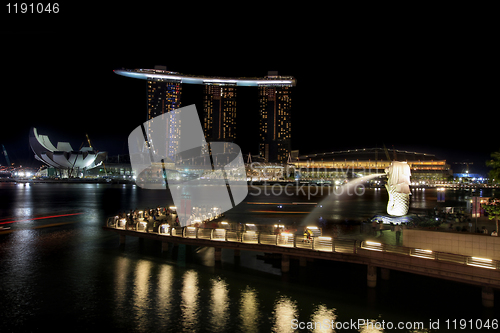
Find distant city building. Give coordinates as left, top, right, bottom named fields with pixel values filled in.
left=292, top=148, right=452, bottom=181
left=85, top=154, right=136, bottom=180
left=203, top=84, right=237, bottom=152
left=259, top=71, right=293, bottom=163
left=453, top=173, right=485, bottom=179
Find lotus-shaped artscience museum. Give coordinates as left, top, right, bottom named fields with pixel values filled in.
left=29, top=127, right=106, bottom=170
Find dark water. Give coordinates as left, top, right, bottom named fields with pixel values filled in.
left=0, top=182, right=498, bottom=332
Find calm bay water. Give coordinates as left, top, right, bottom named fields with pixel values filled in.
left=0, top=182, right=498, bottom=332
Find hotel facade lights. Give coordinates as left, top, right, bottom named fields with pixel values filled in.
left=258, top=71, right=293, bottom=163
left=146, top=66, right=182, bottom=162
left=203, top=84, right=237, bottom=153
left=114, top=68, right=296, bottom=162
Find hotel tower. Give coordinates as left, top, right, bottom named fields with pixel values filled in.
left=258, top=71, right=293, bottom=163
left=146, top=66, right=182, bottom=162
left=115, top=67, right=296, bottom=163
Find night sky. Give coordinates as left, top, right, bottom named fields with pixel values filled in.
left=1, top=18, right=497, bottom=175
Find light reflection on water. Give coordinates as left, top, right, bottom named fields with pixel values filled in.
left=0, top=183, right=495, bottom=332
left=272, top=295, right=298, bottom=333
left=209, top=277, right=229, bottom=331
left=358, top=319, right=384, bottom=333
left=2, top=229, right=39, bottom=320
left=156, top=264, right=174, bottom=324
left=13, top=183, right=34, bottom=222
left=113, top=255, right=129, bottom=314
left=181, top=270, right=199, bottom=332
left=310, top=304, right=336, bottom=333
left=107, top=258, right=408, bottom=332
left=134, top=260, right=152, bottom=331
left=240, top=286, right=260, bottom=333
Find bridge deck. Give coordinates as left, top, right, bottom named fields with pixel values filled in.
left=103, top=220, right=500, bottom=289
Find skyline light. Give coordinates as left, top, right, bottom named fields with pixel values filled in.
left=1, top=31, right=497, bottom=176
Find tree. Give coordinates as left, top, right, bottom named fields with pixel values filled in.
left=486, top=150, right=500, bottom=184
left=482, top=198, right=500, bottom=235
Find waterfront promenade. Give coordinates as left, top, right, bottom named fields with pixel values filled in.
left=103, top=208, right=500, bottom=307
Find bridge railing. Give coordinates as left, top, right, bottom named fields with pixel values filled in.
left=227, top=231, right=239, bottom=242
left=106, top=218, right=500, bottom=270
left=359, top=240, right=500, bottom=270
left=259, top=234, right=277, bottom=245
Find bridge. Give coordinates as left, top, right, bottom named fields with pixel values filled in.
left=103, top=213, right=500, bottom=307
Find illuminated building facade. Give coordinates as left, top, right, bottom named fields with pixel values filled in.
left=146, top=66, right=182, bottom=161
left=29, top=127, right=106, bottom=178
left=147, top=80, right=181, bottom=118
left=115, top=68, right=296, bottom=161
left=293, top=148, right=452, bottom=181
left=259, top=72, right=293, bottom=163
left=203, top=84, right=237, bottom=152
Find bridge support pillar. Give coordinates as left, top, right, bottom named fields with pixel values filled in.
left=482, top=286, right=494, bottom=308
left=234, top=249, right=240, bottom=258
left=119, top=234, right=126, bottom=245
left=381, top=268, right=390, bottom=281
left=367, top=265, right=377, bottom=288
left=214, top=247, right=222, bottom=262
left=281, top=254, right=290, bottom=273
left=161, top=242, right=169, bottom=252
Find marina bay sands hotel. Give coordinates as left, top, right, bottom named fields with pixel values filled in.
left=114, top=66, right=296, bottom=163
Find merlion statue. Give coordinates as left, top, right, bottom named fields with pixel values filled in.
left=385, top=161, right=411, bottom=216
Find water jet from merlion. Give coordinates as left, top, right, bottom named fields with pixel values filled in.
left=304, top=173, right=386, bottom=225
